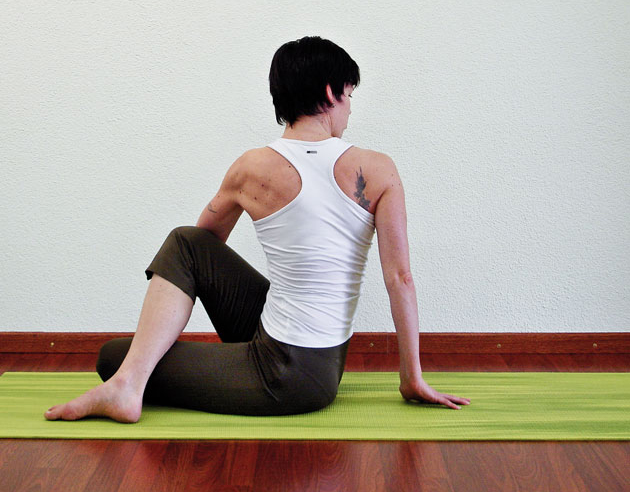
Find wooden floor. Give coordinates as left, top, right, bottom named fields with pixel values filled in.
left=1, top=352, right=628, bottom=492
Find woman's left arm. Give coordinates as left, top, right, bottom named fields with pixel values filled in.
left=374, top=155, right=471, bottom=410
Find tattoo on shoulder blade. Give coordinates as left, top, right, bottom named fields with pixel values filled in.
left=354, top=167, right=371, bottom=211
left=207, top=203, right=218, bottom=214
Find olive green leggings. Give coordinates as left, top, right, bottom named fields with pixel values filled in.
left=96, top=226, right=349, bottom=416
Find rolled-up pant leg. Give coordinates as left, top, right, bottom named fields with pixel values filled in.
left=143, top=225, right=270, bottom=343
left=96, top=226, right=348, bottom=416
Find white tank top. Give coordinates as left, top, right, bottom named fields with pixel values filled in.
left=254, top=137, right=375, bottom=348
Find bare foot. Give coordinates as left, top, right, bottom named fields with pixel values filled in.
left=44, top=376, right=143, bottom=423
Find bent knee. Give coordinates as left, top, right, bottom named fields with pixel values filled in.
left=169, top=225, right=197, bottom=237
left=96, top=338, right=132, bottom=382
left=169, top=225, right=220, bottom=244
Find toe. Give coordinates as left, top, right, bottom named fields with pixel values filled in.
left=44, top=405, right=61, bottom=420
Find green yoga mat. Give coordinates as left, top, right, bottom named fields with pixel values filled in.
left=0, top=372, right=628, bottom=440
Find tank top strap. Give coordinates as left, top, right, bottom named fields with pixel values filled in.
left=267, top=138, right=351, bottom=172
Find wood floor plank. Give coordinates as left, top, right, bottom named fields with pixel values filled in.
left=222, top=440, right=259, bottom=488
left=83, top=441, right=140, bottom=492
left=49, top=441, right=109, bottom=492
left=503, top=442, right=567, bottom=492
left=378, top=442, right=423, bottom=492
left=545, top=441, right=593, bottom=492
left=0, top=441, right=21, bottom=490
left=0, top=440, right=28, bottom=491
left=249, top=442, right=387, bottom=492
left=404, top=442, right=456, bottom=492
left=592, top=442, right=630, bottom=490
left=441, top=442, right=562, bottom=492
left=117, top=441, right=169, bottom=491
left=559, top=441, right=630, bottom=492
left=187, top=441, right=238, bottom=489
left=312, top=442, right=375, bottom=492
left=440, top=442, right=511, bottom=492
left=152, top=441, right=196, bottom=492
left=295, top=442, right=347, bottom=492
left=253, top=441, right=318, bottom=491
left=351, top=442, right=388, bottom=491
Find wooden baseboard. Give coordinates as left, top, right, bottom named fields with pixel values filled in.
left=0, top=332, right=628, bottom=354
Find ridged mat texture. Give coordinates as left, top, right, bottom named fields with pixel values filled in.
left=0, top=372, right=628, bottom=440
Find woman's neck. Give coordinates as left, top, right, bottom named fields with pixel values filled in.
left=281, top=115, right=335, bottom=141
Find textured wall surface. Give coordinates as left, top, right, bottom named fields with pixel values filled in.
left=2, top=1, right=629, bottom=333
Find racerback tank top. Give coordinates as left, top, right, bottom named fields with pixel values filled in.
left=254, top=137, right=375, bottom=348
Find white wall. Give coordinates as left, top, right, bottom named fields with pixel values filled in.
left=2, top=1, right=628, bottom=333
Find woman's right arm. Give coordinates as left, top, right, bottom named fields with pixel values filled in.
left=196, top=158, right=246, bottom=243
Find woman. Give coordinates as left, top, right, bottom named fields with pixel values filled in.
left=45, top=36, right=469, bottom=422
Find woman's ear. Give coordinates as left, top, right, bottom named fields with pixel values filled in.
left=325, top=84, right=336, bottom=108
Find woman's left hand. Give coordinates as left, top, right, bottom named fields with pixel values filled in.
left=399, top=377, right=471, bottom=410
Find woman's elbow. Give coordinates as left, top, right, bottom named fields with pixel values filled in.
left=384, top=270, right=415, bottom=292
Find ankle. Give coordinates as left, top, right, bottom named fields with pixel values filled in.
left=108, top=371, right=145, bottom=397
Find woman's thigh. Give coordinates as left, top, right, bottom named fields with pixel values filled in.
left=146, top=226, right=270, bottom=343
left=96, top=325, right=349, bottom=416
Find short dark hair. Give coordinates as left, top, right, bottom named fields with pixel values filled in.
left=269, top=36, right=360, bottom=126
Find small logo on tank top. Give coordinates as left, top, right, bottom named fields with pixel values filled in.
left=306, top=150, right=318, bottom=154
